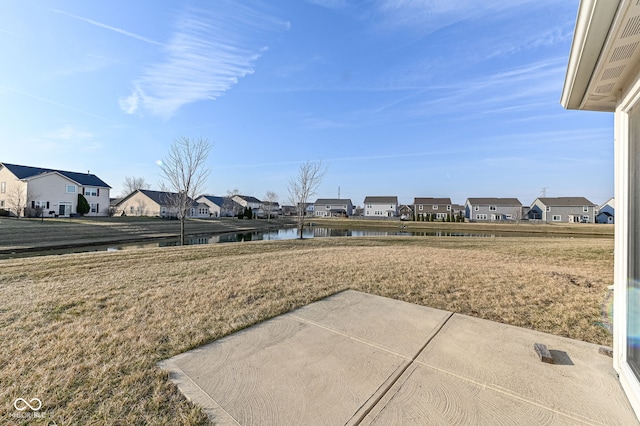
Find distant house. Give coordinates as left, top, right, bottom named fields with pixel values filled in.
left=363, top=196, right=398, bottom=218
left=0, top=162, right=111, bottom=217
left=197, top=195, right=241, bottom=217
left=260, top=201, right=280, bottom=218
left=398, top=204, right=413, bottom=220
left=314, top=198, right=354, bottom=217
left=465, top=198, right=523, bottom=222
left=597, top=198, right=615, bottom=224
left=529, top=197, right=596, bottom=223
left=114, top=189, right=209, bottom=218
left=414, top=197, right=452, bottom=221
left=280, top=205, right=297, bottom=216
left=232, top=195, right=262, bottom=210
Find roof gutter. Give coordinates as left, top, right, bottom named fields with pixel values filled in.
left=561, top=0, right=621, bottom=110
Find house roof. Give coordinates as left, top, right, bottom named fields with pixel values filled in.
left=466, top=198, right=522, bottom=206
left=117, top=189, right=197, bottom=207
left=199, top=195, right=238, bottom=207
left=234, top=195, right=262, bottom=203
left=1, top=162, right=111, bottom=188
left=535, top=197, right=595, bottom=207
left=315, top=198, right=353, bottom=205
left=561, top=0, right=635, bottom=112
left=363, top=196, right=398, bottom=204
left=414, top=197, right=452, bottom=205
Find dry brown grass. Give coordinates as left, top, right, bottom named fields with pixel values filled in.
left=0, top=236, right=613, bottom=424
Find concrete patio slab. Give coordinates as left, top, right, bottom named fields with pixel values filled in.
left=159, top=290, right=638, bottom=425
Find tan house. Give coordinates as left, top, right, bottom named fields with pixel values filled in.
left=562, top=0, right=640, bottom=418
left=0, top=162, right=111, bottom=217
left=115, top=189, right=209, bottom=218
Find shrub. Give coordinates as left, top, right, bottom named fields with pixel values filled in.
left=77, top=194, right=90, bottom=216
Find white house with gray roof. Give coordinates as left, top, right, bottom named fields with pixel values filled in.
left=197, top=195, right=242, bottom=217
left=363, top=196, right=398, bottom=217
left=529, top=197, right=596, bottom=223
left=0, top=162, right=111, bottom=217
left=465, top=198, right=523, bottom=222
left=314, top=198, right=353, bottom=217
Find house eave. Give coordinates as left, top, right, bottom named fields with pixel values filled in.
left=561, top=0, right=621, bottom=111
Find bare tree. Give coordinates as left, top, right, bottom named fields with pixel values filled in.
left=159, top=136, right=212, bottom=245
left=6, top=185, right=27, bottom=219
left=287, top=161, right=327, bottom=238
left=263, top=191, right=278, bottom=222
left=121, top=176, right=150, bottom=197
left=226, top=188, right=240, bottom=197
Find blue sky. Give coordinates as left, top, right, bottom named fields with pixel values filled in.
left=0, top=0, right=613, bottom=206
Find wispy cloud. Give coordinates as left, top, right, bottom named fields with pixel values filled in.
left=0, top=85, right=118, bottom=124
left=51, top=9, right=163, bottom=46
left=120, top=2, right=289, bottom=118
left=32, top=125, right=101, bottom=153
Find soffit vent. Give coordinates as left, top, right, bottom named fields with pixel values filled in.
left=601, top=64, right=626, bottom=80
left=595, top=82, right=615, bottom=94
left=621, top=15, right=640, bottom=39
left=610, top=41, right=640, bottom=62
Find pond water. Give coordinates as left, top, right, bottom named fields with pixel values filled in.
left=0, top=226, right=557, bottom=259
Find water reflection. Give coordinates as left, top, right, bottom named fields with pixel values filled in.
left=1, top=226, right=537, bottom=259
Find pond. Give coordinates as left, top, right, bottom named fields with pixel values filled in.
left=0, top=226, right=556, bottom=259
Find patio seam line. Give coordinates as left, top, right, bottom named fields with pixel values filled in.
left=416, top=361, right=605, bottom=426
left=346, top=311, right=455, bottom=426
left=287, top=313, right=412, bottom=360
left=158, top=360, right=241, bottom=426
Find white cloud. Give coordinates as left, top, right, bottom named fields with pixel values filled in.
left=51, top=9, right=163, bottom=46
left=121, top=2, right=289, bottom=118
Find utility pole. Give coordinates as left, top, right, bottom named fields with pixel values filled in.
left=338, top=186, right=340, bottom=199
left=541, top=187, right=548, bottom=197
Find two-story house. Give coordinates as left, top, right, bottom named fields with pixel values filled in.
left=363, top=196, right=398, bottom=218
left=597, top=197, right=615, bottom=224
left=465, top=198, right=522, bottom=222
left=0, top=162, right=111, bottom=217
left=413, top=197, right=452, bottom=221
left=314, top=198, right=353, bottom=217
left=529, top=197, right=596, bottom=223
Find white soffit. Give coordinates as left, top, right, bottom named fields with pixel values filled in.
left=563, top=0, right=640, bottom=111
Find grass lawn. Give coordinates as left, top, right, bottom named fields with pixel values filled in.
left=0, top=236, right=613, bottom=424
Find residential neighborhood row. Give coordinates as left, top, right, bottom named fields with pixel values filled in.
left=0, top=162, right=615, bottom=224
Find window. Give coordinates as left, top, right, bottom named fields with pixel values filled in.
left=85, top=187, right=98, bottom=196
left=583, top=206, right=589, bottom=212
left=0, top=200, right=4, bottom=207
left=0, top=182, right=5, bottom=193
left=447, top=205, right=451, bottom=211
left=433, top=205, right=438, bottom=210
left=476, top=214, right=487, bottom=220
left=161, top=207, right=167, bottom=215
left=546, top=206, right=551, bottom=212
left=66, top=185, right=76, bottom=193
left=552, top=215, right=561, bottom=222
left=90, top=203, right=98, bottom=213
left=419, top=205, right=423, bottom=211
left=582, top=215, right=590, bottom=223
left=366, top=204, right=372, bottom=209
left=130, top=206, right=134, bottom=213
left=474, top=206, right=479, bottom=211
left=489, top=205, right=497, bottom=211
